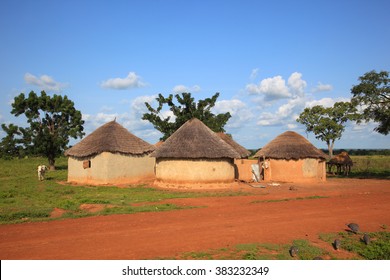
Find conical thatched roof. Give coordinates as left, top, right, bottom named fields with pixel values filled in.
left=65, top=120, right=155, bottom=158
left=254, top=131, right=327, bottom=160
left=216, top=132, right=251, bottom=158
left=151, top=118, right=240, bottom=159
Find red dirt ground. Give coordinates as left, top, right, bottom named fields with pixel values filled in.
left=0, top=178, right=389, bottom=260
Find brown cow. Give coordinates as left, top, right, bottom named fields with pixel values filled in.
left=327, top=151, right=353, bottom=176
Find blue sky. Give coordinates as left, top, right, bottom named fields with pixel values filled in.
left=1, top=0, right=389, bottom=149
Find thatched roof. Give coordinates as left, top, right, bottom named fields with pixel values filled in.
left=216, top=133, right=251, bottom=158
left=65, top=120, right=155, bottom=158
left=254, top=131, right=327, bottom=160
left=151, top=118, right=240, bottom=159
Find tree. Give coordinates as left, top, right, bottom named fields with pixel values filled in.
left=0, top=124, right=31, bottom=158
left=351, top=70, right=390, bottom=135
left=142, top=92, right=231, bottom=140
left=4, top=90, right=85, bottom=169
left=296, top=102, right=357, bottom=158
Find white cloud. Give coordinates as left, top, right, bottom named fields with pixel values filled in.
left=131, top=95, right=157, bottom=112
left=312, top=82, right=333, bottom=93
left=246, top=75, right=291, bottom=100
left=305, top=97, right=350, bottom=108
left=172, top=84, right=201, bottom=94
left=24, top=73, right=68, bottom=92
left=214, top=99, right=253, bottom=128
left=256, top=95, right=307, bottom=127
left=130, top=94, right=175, bottom=123
left=287, top=72, right=307, bottom=97
left=100, top=72, right=146, bottom=90
left=246, top=72, right=308, bottom=101
left=287, top=123, right=298, bottom=129
left=81, top=95, right=165, bottom=144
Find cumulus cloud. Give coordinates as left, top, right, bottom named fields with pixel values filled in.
left=81, top=95, right=165, bottom=144
left=24, top=73, right=68, bottom=92
left=246, top=75, right=291, bottom=100
left=131, top=94, right=176, bottom=123
left=256, top=94, right=352, bottom=130
left=256, top=96, right=307, bottom=127
left=312, top=82, right=333, bottom=93
left=131, top=95, right=158, bottom=112
left=288, top=72, right=307, bottom=97
left=305, top=97, right=350, bottom=108
left=246, top=72, right=308, bottom=101
left=100, top=72, right=146, bottom=90
left=172, top=84, right=201, bottom=94
left=213, top=99, right=253, bottom=128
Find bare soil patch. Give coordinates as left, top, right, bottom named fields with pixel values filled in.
left=1, top=178, right=389, bottom=259
left=79, top=203, right=113, bottom=213
left=50, top=208, right=68, bottom=218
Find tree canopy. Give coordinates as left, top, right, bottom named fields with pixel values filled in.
left=142, top=92, right=231, bottom=141
left=1, top=91, right=85, bottom=169
left=0, top=123, right=31, bottom=159
left=296, top=102, right=357, bottom=158
left=351, top=70, right=390, bottom=135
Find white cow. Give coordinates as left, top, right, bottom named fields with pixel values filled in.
left=37, top=165, right=48, bottom=181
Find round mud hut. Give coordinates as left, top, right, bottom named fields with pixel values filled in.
left=64, top=120, right=155, bottom=185
left=254, top=131, right=327, bottom=182
left=151, top=118, right=240, bottom=185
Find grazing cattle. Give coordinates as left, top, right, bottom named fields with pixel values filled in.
left=37, top=165, right=48, bottom=181
left=327, top=151, right=353, bottom=176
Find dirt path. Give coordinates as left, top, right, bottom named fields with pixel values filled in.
left=0, top=178, right=389, bottom=259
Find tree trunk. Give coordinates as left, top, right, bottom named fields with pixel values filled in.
left=327, top=141, right=334, bottom=159
left=48, top=157, right=56, bottom=171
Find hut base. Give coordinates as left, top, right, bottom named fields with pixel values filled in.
left=153, top=179, right=239, bottom=190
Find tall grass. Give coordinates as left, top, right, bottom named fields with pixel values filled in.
left=349, top=155, right=390, bottom=178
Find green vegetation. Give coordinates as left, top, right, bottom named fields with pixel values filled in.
left=172, top=240, right=328, bottom=260
left=142, top=92, right=231, bottom=141
left=296, top=102, right=357, bottom=157
left=349, top=155, right=390, bottom=178
left=351, top=70, right=390, bottom=135
left=171, top=231, right=390, bottom=260
left=1, top=91, right=84, bottom=169
left=319, top=231, right=390, bottom=260
left=0, top=157, right=247, bottom=224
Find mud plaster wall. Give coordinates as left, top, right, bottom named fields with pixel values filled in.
left=67, top=152, right=155, bottom=185
left=264, top=158, right=326, bottom=182
left=234, top=159, right=258, bottom=181
left=155, top=158, right=235, bottom=183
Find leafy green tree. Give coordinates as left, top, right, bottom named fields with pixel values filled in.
left=296, top=102, right=357, bottom=158
left=4, top=90, right=85, bottom=169
left=142, top=92, right=231, bottom=140
left=351, top=70, right=390, bottom=135
left=0, top=124, right=31, bottom=158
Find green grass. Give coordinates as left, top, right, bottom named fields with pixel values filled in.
left=0, top=157, right=249, bottom=224
left=172, top=240, right=328, bottom=260
left=348, top=155, right=390, bottom=179
left=171, top=231, right=390, bottom=260
left=319, top=231, right=390, bottom=260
